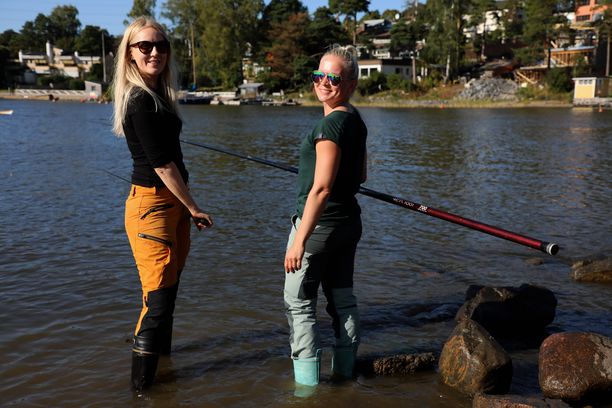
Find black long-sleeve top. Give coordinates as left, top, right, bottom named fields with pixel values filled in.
left=122, top=88, right=188, bottom=187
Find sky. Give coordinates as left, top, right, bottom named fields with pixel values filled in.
left=0, top=0, right=413, bottom=36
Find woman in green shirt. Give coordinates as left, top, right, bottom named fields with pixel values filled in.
left=284, top=45, right=367, bottom=388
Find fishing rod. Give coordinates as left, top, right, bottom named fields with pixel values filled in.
left=181, top=139, right=559, bottom=256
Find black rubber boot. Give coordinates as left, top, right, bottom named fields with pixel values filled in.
left=131, top=336, right=159, bottom=391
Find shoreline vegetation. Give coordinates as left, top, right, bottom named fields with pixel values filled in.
left=0, top=89, right=573, bottom=109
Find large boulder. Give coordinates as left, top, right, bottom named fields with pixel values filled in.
left=571, top=254, right=612, bottom=282
left=472, top=393, right=571, bottom=408
left=539, top=332, right=612, bottom=403
left=439, top=319, right=513, bottom=395
left=456, top=284, right=556, bottom=335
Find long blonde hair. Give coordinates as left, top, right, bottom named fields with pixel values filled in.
left=112, top=17, right=179, bottom=136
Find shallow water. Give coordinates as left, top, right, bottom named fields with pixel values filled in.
left=0, top=99, right=610, bottom=407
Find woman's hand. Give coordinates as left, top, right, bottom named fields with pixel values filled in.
left=284, top=242, right=305, bottom=273
left=191, top=211, right=213, bottom=231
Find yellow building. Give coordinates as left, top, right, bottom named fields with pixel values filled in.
left=573, top=77, right=610, bottom=98
left=572, top=77, right=611, bottom=106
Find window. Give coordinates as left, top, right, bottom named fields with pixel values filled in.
left=576, top=14, right=591, bottom=21
left=361, top=68, right=368, bottom=76
left=395, top=68, right=401, bottom=74
left=577, top=0, right=590, bottom=5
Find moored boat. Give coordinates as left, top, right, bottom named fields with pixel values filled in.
left=0, top=109, right=14, bottom=115
left=178, top=92, right=213, bottom=105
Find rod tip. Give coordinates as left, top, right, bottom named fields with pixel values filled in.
left=546, top=243, right=559, bottom=256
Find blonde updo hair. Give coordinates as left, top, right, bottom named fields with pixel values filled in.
left=323, top=44, right=359, bottom=81
left=111, top=17, right=179, bottom=136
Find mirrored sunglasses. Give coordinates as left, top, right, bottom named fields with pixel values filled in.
left=311, top=70, right=342, bottom=86
left=130, top=40, right=170, bottom=55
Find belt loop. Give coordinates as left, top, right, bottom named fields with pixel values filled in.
left=132, top=185, right=136, bottom=196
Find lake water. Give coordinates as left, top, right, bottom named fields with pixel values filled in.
left=0, top=99, right=610, bottom=407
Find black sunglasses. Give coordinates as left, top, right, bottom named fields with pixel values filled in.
left=130, top=40, right=170, bottom=55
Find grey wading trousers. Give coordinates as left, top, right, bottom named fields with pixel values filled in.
left=284, top=215, right=362, bottom=360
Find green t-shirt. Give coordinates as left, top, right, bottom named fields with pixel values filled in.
left=295, top=109, right=367, bottom=226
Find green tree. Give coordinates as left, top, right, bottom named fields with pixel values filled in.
left=0, top=44, right=24, bottom=87
left=499, top=0, right=523, bottom=45
left=421, top=0, right=470, bottom=82
left=162, top=0, right=204, bottom=88
left=262, top=0, right=306, bottom=25
left=390, top=19, right=423, bottom=57
left=382, top=9, right=401, bottom=22
left=75, top=25, right=112, bottom=56
left=594, top=0, right=612, bottom=76
left=48, top=5, right=81, bottom=51
left=329, top=0, right=370, bottom=44
left=360, top=11, right=381, bottom=22
left=199, top=0, right=263, bottom=88
left=0, top=29, right=21, bottom=58
left=468, top=0, right=497, bottom=60
left=305, top=6, right=350, bottom=57
left=18, top=14, right=51, bottom=52
left=126, top=0, right=157, bottom=23
left=518, top=0, right=565, bottom=66
left=264, top=12, right=310, bottom=90
left=259, top=0, right=305, bottom=54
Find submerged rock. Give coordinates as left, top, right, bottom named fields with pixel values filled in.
left=539, top=332, right=612, bottom=403
left=456, top=284, right=556, bottom=336
left=439, top=319, right=513, bottom=395
left=472, top=393, right=571, bottom=408
left=571, top=254, right=612, bottom=282
left=357, top=352, right=436, bottom=376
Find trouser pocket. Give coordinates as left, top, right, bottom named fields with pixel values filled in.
left=138, top=232, right=173, bottom=247
left=140, top=204, right=174, bottom=220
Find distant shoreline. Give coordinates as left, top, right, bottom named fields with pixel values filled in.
left=300, top=98, right=573, bottom=109
left=0, top=90, right=574, bottom=109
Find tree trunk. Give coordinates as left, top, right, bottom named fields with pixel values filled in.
left=190, top=22, right=197, bottom=89
left=445, top=52, right=451, bottom=83
left=606, top=29, right=610, bottom=77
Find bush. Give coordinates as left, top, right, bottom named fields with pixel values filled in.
left=545, top=68, right=573, bottom=93
left=387, top=73, right=415, bottom=92
left=68, top=78, right=84, bottom=90
left=36, top=74, right=71, bottom=89
left=357, top=71, right=387, bottom=96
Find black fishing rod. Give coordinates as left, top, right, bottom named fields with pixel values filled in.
left=181, top=139, right=559, bottom=255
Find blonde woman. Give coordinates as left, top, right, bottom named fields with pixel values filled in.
left=284, top=45, right=367, bottom=388
left=112, top=17, right=212, bottom=391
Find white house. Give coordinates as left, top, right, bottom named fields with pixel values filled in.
left=18, top=41, right=102, bottom=79
left=358, top=58, right=413, bottom=80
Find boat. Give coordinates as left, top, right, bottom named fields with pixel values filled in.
left=0, top=109, right=14, bottom=115
left=179, top=91, right=213, bottom=105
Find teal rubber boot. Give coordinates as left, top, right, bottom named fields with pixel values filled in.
left=293, top=349, right=321, bottom=386
left=331, top=345, right=356, bottom=380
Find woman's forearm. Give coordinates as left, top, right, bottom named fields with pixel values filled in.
left=154, top=162, right=201, bottom=215
left=293, top=186, right=331, bottom=246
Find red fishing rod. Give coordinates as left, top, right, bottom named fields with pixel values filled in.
left=181, top=139, right=559, bottom=256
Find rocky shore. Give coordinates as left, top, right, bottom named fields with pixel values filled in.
left=354, top=267, right=612, bottom=407
left=0, top=85, right=573, bottom=108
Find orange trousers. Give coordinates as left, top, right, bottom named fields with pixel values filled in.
left=125, top=185, right=191, bottom=342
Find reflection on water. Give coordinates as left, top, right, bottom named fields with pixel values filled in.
left=0, top=100, right=610, bottom=407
